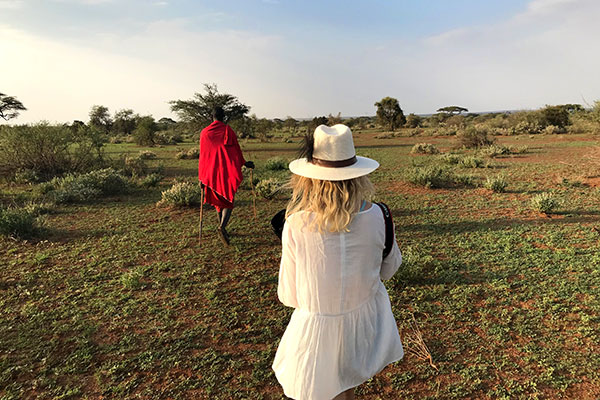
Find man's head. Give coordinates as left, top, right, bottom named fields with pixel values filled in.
left=212, top=106, right=225, bottom=122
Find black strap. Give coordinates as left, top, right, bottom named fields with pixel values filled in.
left=271, top=209, right=286, bottom=241
left=376, top=202, right=394, bottom=259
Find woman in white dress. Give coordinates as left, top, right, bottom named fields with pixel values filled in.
left=272, top=124, right=404, bottom=400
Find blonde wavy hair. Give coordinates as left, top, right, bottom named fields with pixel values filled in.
left=286, top=174, right=375, bottom=232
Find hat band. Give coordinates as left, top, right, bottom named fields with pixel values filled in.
left=310, top=155, right=357, bottom=168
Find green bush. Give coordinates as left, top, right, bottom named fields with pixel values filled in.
left=141, top=173, right=163, bottom=188
left=410, top=143, right=440, bottom=155
left=155, top=131, right=183, bottom=145
left=44, top=168, right=130, bottom=203
left=255, top=178, right=282, bottom=199
left=531, top=193, right=559, bottom=214
left=0, top=123, right=105, bottom=180
left=484, top=175, right=508, bottom=193
left=157, top=182, right=203, bottom=207
left=265, top=157, right=288, bottom=171
left=406, top=166, right=474, bottom=189
left=138, top=150, right=157, bottom=160
left=479, top=145, right=511, bottom=158
left=123, top=156, right=147, bottom=177
left=458, top=156, right=484, bottom=168
left=457, top=126, right=495, bottom=148
left=0, top=205, right=40, bottom=238
left=440, top=153, right=461, bottom=165
left=176, top=148, right=199, bottom=160
left=12, top=169, right=41, bottom=184
left=133, top=116, right=158, bottom=146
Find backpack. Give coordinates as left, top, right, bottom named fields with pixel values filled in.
left=271, top=202, right=394, bottom=259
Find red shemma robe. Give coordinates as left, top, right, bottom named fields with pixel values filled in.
left=198, top=121, right=246, bottom=211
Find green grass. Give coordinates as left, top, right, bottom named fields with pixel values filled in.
left=1, top=134, right=600, bottom=399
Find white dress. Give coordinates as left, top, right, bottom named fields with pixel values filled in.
left=272, top=205, right=404, bottom=400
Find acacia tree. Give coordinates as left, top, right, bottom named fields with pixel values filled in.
left=374, top=97, right=406, bottom=131
left=170, top=83, right=250, bottom=127
left=437, top=106, right=468, bottom=115
left=112, top=109, right=137, bottom=135
left=0, top=92, right=27, bottom=121
left=89, top=105, right=112, bottom=133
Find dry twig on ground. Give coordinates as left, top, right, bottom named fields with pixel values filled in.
left=403, top=314, right=438, bottom=371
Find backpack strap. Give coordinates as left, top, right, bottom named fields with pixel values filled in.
left=376, top=202, right=394, bottom=259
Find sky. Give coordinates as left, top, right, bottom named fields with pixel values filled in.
left=1, top=0, right=599, bottom=124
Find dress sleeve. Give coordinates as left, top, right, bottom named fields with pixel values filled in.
left=278, top=222, right=298, bottom=308
left=380, top=226, right=402, bottom=280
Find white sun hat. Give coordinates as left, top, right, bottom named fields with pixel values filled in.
left=289, top=124, right=379, bottom=181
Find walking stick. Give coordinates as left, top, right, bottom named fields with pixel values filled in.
left=250, top=169, right=257, bottom=219
left=199, top=183, right=205, bottom=245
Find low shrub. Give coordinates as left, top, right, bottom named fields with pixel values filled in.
left=484, top=175, right=508, bottom=193
left=123, top=156, right=147, bottom=177
left=457, top=126, right=495, bottom=148
left=410, top=143, right=440, bottom=155
left=155, top=131, right=183, bottom=145
left=0, top=123, right=105, bottom=180
left=440, top=153, right=461, bottom=165
left=406, top=166, right=473, bottom=189
left=265, top=157, right=288, bottom=170
left=44, top=168, right=131, bottom=203
left=157, top=182, right=203, bottom=207
left=138, top=150, right=157, bottom=160
left=0, top=205, right=40, bottom=238
left=176, top=148, right=199, bottom=159
left=531, top=193, right=559, bottom=214
left=120, top=267, right=145, bottom=290
left=141, top=173, right=163, bottom=188
left=479, top=145, right=511, bottom=158
left=255, top=178, right=282, bottom=199
left=13, top=169, right=41, bottom=184
left=543, top=125, right=565, bottom=135
left=458, top=156, right=484, bottom=168
left=510, top=145, right=529, bottom=154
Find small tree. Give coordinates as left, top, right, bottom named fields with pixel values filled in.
left=89, top=105, right=112, bottom=133
left=133, top=116, right=158, bottom=146
left=0, top=92, right=27, bottom=121
left=437, top=106, right=468, bottom=115
left=284, top=116, right=298, bottom=133
left=327, top=112, right=343, bottom=125
left=170, top=83, right=250, bottom=128
left=112, top=109, right=137, bottom=135
left=541, top=105, right=570, bottom=129
left=374, top=97, right=406, bottom=131
left=308, top=116, right=329, bottom=132
left=405, top=113, right=423, bottom=128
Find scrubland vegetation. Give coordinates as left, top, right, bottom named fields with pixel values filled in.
left=2, top=87, right=600, bottom=398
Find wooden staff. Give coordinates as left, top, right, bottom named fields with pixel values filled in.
left=250, top=169, right=257, bottom=219
left=199, top=183, right=205, bottom=245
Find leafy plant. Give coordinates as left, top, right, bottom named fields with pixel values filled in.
left=406, top=166, right=473, bottom=189
left=138, top=150, right=157, bottom=160
left=44, top=168, right=130, bottom=203
left=531, top=192, right=560, bottom=214
left=457, top=126, right=495, bottom=148
left=140, top=173, right=163, bottom=188
left=264, top=157, right=288, bottom=171
left=0, top=205, right=40, bottom=238
left=157, top=182, right=203, bottom=207
left=484, top=175, right=508, bottom=193
left=255, top=178, right=282, bottom=199
left=410, top=143, right=440, bottom=155
left=458, top=156, right=484, bottom=168
left=176, top=148, right=200, bottom=160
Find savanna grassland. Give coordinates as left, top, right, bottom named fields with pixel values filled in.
left=2, top=132, right=600, bottom=399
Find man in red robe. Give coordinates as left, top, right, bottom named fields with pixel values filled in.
left=198, top=106, right=254, bottom=245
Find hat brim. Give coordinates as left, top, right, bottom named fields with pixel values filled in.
left=289, top=156, right=379, bottom=181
